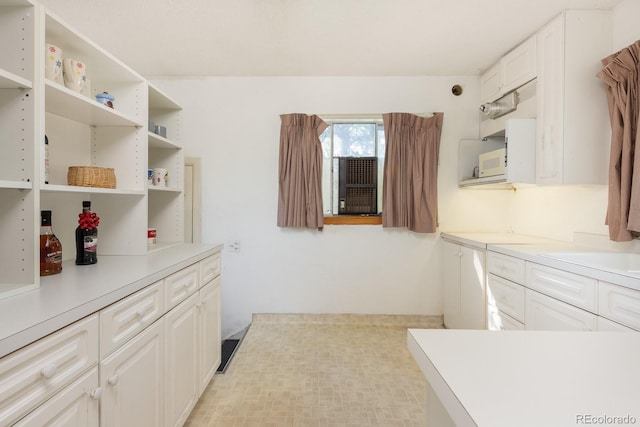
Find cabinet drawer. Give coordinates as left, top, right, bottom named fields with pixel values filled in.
left=488, top=311, right=525, bottom=331
left=200, top=252, right=221, bottom=286
left=525, top=290, right=597, bottom=331
left=487, top=252, right=525, bottom=284
left=526, top=263, right=597, bottom=313
left=487, top=274, right=525, bottom=322
left=599, top=282, right=640, bottom=331
left=597, top=316, right=638, bottom=332
left=165, top=264, right=200, bottom=310
left=99, top=281, right=164, bottom=359
left=0, top=314, right=99, bottom=426
left=13, top=367, right=99, bottom=427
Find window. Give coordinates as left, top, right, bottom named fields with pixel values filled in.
left=320, top=119, right=385, bottom=216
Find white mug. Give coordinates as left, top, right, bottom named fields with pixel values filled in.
left=45, top=44, right=64, bottom=84
left=63, top=58, right=87, bottom=93
left=152, top=168, right=168, bottom=187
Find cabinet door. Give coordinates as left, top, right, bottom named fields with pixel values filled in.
left=14, top=368, right=100, bottom=427
left=479, top=62, right=501, bottom=103
left=459, top=246, right=486, bottom=329
left=525, top=290, right=597, bottom=331
left=198, top=276, right=221, bottom=395
left=165, top=293, right=199, bottom=427
left=442, top=241, right=462, bottom=329
left=536, top=15, right=565, bottom=184
left=100, top=319, right=165, bottom=427
left=501, top=35, right=536, bottom=94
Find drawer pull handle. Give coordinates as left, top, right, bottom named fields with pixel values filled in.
left=40, top=364, right=57, bottom=379
left=136, top=308, right=146, bottom=318
left=108, top=374, right=120, bottom=386
left=90, top=387, right=103, bottom=400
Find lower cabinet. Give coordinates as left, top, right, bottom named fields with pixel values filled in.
left=13, top=368, right=100, bottom=427
left=165, top=293, right=200, bottom=427
left=2, top=250, right=222, bottom=427
left=198, top=276, right=222, bottom=395
left=100, top=319, right=165, bottom=427
left=525, top=289, right=597, bottom=331
left=442, top=241, right=486, bottom=329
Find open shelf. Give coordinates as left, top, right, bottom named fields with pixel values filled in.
left=0, top=68, right=31, bottom=89
left=148, top=131, right=182, bottom=149
left=42, top=184, right=145, bottom=195
left=0, top=180, right=32, bottom=190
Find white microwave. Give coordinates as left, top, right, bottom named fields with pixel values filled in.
left=479, top=148, right=506, bottom=177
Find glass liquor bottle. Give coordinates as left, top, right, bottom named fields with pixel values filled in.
left=40, top=210, right=62, bottom=276
left=76, top=201, right=98, bottom=265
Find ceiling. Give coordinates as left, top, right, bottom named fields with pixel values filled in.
left=38, top=0, right=623, bottom=78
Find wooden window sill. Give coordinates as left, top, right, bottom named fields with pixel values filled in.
left=323, top=215, right=382, bottom=225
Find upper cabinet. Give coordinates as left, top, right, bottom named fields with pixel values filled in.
left=536, top=10, right=612, bottom=185
left=480, top=35, right=537, bottom=104
left=0, top=0, right=186, bottom=299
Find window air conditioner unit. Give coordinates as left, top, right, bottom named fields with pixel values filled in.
left=337, top=157, right=377, bottom=215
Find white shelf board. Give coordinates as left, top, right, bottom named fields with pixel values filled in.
left=42, top=183, right=144, bottom=195
left=147, top=241, right=183, bottom=254
left=44, top=12, right=144, bottom=84
left=0, top=180, right=32, bottom=190
left=0, top=68, right=31, bottom=89
left=148, top=185, right=182, bottom=193
left=459, top=174, right=512, bottom=188
left=148, top=83, right=182, bottom=111
left=148, top=131, right=182, bottom=149
left=45, top=81, right=144, bottom=127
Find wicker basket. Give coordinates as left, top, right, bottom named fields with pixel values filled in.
left=67, top=166, right=116, bottom=189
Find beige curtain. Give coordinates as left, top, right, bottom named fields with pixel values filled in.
left=597, top=41, right=640, bottom=242
left=382, top=112, right=444, bottom=233
left=277, top=114, right=328, bottom=229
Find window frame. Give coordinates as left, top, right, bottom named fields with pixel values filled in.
left=320, top=115, right=385, bottom=222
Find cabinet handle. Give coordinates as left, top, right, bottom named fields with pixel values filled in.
left=40, top=364, right=57, bottom=379
left=108, top=374, right=120, bottom=386
left=136, top=308, right=146, bottom=318
left=89, top=387, right=103, bottom=400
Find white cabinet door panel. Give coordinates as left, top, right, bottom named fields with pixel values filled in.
left=487, top=252, right=525, bottom=284
left=525, top=290, right=597, bottom=331
left=198, top=277, right=221, bottom=395
left=100, top=319, right=164, bottom=427
left=442, top=241, right=462, bottom=329
left=0, top=315, right=98, bottom=426
left=165, top=293, right=199, bottom=427
left=14, top=368, right=99, bottom=427
left=599, top=282, right=640, bottom=331
left=487, top=274, right=525, bottom=322
left=501, top=35, right=537, bottom=94
left=200, top=252, right=221, bottom=285
left=164, top=264, right=199, bottom=310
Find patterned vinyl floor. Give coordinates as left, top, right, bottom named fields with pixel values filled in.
left=184, top=314, right=443, bottom=427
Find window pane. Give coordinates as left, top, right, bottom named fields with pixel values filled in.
left=332, top=124, right=376, bottom=157
left=320, top=127, right=333, bottom=214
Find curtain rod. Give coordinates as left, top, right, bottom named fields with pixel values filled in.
left=318, top=113, right=434, bottom=122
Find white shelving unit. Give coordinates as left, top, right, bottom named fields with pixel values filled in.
left=0, top=0, right=186, bottom=299
left=0, top=0, right=38, bottom=298
left=148, top=83, right=184, bottom=251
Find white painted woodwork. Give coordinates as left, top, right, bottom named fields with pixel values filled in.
left=164, top=263, right=199, bottom=311
left=525, top=289, right=597, bottom=331
left=486, top=274, right=525, bottom=322
left=598, top=282, right=640, bottom=331
left=526, top=262, right=597, bottom=312
left=597, top=316, right=638, bottom=332
left=200, top=252, right=222, bottom=286
left=13, top=367, right=100, bottom=427
left=487, top=252, right=526, bottom=284
left=99, top=280, right=164, bottom=359
left=0, top=315, right=98, bottom=426
left=535, top=10, right=612, bottom=185
left=100, top=318, right=165, bottom=427
left=198, top=276, right=222, bottom=395
left=165, top=293, right=199, bottom=427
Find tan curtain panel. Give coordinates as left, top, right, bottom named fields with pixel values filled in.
left=597, top=41, right=640, bottom=242
left=277, top=114, right=328, bottom=229
left=382, top=112, right=444, bottom=233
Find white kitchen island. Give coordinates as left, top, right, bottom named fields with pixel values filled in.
left=408, top=329, right=640, bottom=427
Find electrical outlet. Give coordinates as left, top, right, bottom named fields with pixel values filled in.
left=227, top=240, right=241, bottom=252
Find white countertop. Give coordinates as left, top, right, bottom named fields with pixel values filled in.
left=0, top=243, right=222, bottom=358
left=408, top=329, right=640, bottom=427
left=441, top=231, right=640, bottom=292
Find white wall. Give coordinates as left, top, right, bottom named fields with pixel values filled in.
left=152, top=76, right=510, bottom=337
